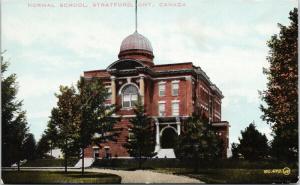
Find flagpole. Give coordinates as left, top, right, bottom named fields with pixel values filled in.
left=135, top=0, right=137, bottom=32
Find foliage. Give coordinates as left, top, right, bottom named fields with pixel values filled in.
left=231, top=143, right=239, bottom=159
left=46, top=77, right=118, bottom=173
left=233, top=123, right=269, bottom=160
left=22, top=133, right=37, bottom=160
left=76, top=77, right=119, bottom=174
left=1, top=57, right=29, bottom=169
left=93, top=158, right=297, bottom=170
left=123, top=97, right=156, bottom=168
left=22, top=158, right=78, bottom=167
left=175, top=114, right=222, bottom=164
left=49, top=85, right=80, bottom=172
left=260, top=8, right=298, bottom=162
left=2, top=171, right=121, bottom=184
left=36, top=133, right=51, bottom=158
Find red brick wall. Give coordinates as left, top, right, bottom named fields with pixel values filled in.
left=151, top=77, right=193, bottom=117
left=84, top=119, right=130, bottom=158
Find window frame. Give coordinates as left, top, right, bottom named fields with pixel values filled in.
left=172, top=101, right=180, bottom=116
left=121, top=84, right=139, bottom=108
left=158, top=82, right=166, bottom=97
left=158, top=102, right=166, bottom=116
left=172, top=81, right=179, bottom=96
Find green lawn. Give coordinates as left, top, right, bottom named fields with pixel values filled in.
left=22, top=158, right=78, bottom=167
left=2, top=171, right=121, bottom=184
left=154, top=168, right=298, bottom=184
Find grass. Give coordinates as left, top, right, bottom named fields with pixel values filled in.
left=22, top=158, right=78, bottom=167
left=154, top=168, right=299, bottom=184
left=2, top=171, right=121, bottom=184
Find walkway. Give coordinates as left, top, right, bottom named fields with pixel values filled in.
left=87, top=168, right=203, bottom=183
left=3, top=167, right=203, bottom=183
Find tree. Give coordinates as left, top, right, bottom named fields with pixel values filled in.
left=175, top=114, right=221, bottom=171
left=44, top=119, right=59, bottom=156
left=50, top=86, right=80, bottom=172
left=124, top=97, right=156, bottom=169
left=23, top=133, right=37, bottom=160
left=231, top=142, right=239, bottom=159
left=234, top=123, right=269, bottom=160
left=36, top=133, right=51, bottom=158
left=76, top=77, right=119, bottom=175
left=47, top=78, right=119, bottom=174
left=260, top=8, right=298, bottom=162
left=1, top=57, right=29, bottom=170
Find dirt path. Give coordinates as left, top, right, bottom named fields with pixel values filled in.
left=87, top=168, right=203, bottom=183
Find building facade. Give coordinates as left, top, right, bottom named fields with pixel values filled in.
left=83, top=31, right=229, bottom=159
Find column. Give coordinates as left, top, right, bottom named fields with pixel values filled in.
left=111, top=76, right=116, bottom=104
left=154, top=119, right=160, bottom=152
left=176, top=117, right=181, bottom=135
left=139, top=75, right=145, bottom=104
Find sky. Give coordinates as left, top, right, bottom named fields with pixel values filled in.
left=2, top=0, right=297, bottom=145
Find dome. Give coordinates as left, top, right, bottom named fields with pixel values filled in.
left=120, top=31, right=153, bottom=53
left=118, top=31, right=154, bottom=65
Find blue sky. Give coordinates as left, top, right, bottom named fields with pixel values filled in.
left=2, top=0, right=297, bottom=145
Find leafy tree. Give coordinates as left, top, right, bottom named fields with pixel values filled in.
left=235, top=123, right=269, bottom=160
left=260, top=8, right=298, bottom=162
left=1, top=57, right=29, bottom=170
left=47, top=78, right=119, bottom=174
left=76, top=77, right=119, bottom=174
left=36, top=133, right=51, bottom=158
left=44, top=119, right=59, bottom=156
left=231, top=142, right=239, bottom=159
left=23, top=133, right=37, bottom=160
left=49, top=86, right=80, bottom=172
left=175, top=114, right=221, bottom=171
left=124, top=97, right=156, bottom=169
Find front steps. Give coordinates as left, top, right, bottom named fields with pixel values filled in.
left=155, top=148, right=176, bottom=158
left=74, top=158, right=95, bottom=168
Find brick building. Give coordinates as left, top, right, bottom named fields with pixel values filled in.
left=83, top=31, right=229, bottom=159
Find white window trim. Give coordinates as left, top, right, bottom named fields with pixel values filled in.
left=158, top=81, right=166, bottom=84
left=158, top=83, right=166, bottom=97
left=172, top=81, right=179, bottom=96
left=158, top=102, right=166, bottom=116
left=171, top=101, right=180, bottom=116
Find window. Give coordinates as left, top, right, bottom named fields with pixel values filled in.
left=158, top=102, right=166, bottom=116
left=122, top=84, right=139, bottom=108
left=159, top=83, right=165, bottom=96
left=172, top=82, right=179, bottom=96
left=128, top=128, right=134, bottom=142
left=106, top=86, right=112, bottom=100
left=172, top=102, right=179, bottom=116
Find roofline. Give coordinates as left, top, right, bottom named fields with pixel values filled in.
left=84, top=69, right=107, bottom=73
left=153, top=62, right=193, bottom=67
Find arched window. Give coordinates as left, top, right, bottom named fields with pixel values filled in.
left=122, top=84, right=139, bottom=108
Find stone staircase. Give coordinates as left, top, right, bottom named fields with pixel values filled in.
left=74, top=158, right=95, bottom=168
left=155, top=149, right=176, bottom=158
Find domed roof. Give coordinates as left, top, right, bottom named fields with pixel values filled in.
left=120, top=31, right=153, bottom=53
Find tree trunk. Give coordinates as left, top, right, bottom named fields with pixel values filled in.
left=64, top=154, right=68, bottom=173
left=138, top=150, right=142, bottom=169
left=81, top=147, right=84, bottom=175
left=50, top=142, right=52, bottom=156
left=17, top=160, right=20, bottom=172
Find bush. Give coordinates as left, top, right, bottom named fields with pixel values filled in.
left=22, top=158, right=78, bottom=167
left=93, top=158, right=298, bottom=170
